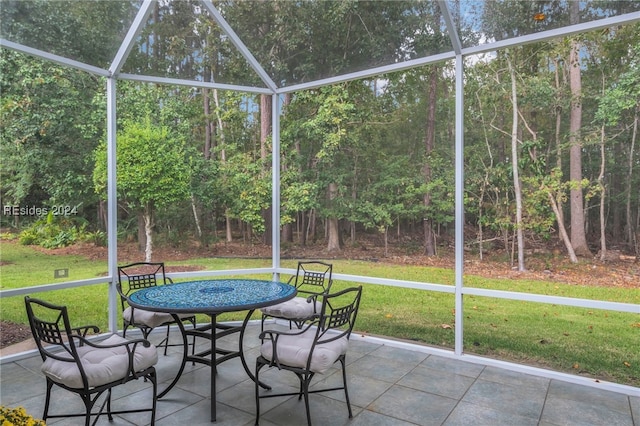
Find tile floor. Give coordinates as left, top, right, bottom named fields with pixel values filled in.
left=1, top=323, right=638, bottom=426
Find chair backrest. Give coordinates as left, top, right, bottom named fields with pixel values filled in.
left=291, top=261, right=333, bottom=295
left=24, top=296, right=83, bottom=366
left=117, top=262, right=168, bottom=297
left=316, top=286, right=363, bottom=343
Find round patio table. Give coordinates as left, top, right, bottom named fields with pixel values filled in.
left=128, top=278, right=296, bottom=422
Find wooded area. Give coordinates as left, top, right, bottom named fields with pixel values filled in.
left=1, top=1, right=639, bottom=269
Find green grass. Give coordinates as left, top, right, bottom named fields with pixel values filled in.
left=1, top=242, right=638, bottom=387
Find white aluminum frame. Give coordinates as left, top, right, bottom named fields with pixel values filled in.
left=1, top=0, right=639, bottom=395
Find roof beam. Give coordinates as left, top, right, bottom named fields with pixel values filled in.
left=118, top=73, right=273, bottom=95
left=200, top=0, right=277, bottom=92
left=0, top=39, right=110, bottom=77
left=278, top=51, right=456, bottom=94
left=439, top=0, right=462, bottom=55
left=462, top=11, right=640, bottom=57
left=109, top=0, right=156, bottom=76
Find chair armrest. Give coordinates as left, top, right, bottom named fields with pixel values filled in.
left=70, top=325, right=100, bottom=344
left=300, top=290, right=328, bottom=313
left=259, top=325, right=308, bottom=341
left=74, top=334, right=151, bottom=350
left=71, top=325, right=100, bottom=336
left=305, top=294, right=320, bottom=303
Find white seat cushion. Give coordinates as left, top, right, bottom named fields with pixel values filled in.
left=124, top=306, right=192, bottom=328
left=260, top=327, right=348, bottom=374
left=41, top=334, right=158, bottom=389
left=260, top=297, right=321, bottom=320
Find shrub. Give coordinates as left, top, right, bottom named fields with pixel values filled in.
left=18, top=211, right=93, bottom=249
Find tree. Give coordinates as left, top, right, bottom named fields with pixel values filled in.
left=93, top=118, right=190, bottom=261
left=0, top=50, right=102, bottom=224
left=567, top=3, right=591, bottom=257
left=505, top=51, right=526, bottom=271
left=594, top=40, right=640, bottom=255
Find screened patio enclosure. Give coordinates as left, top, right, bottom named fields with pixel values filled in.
left=1, top=0, right=639, bottom=395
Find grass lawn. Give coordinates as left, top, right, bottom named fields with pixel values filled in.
left=1, top=242, right=638, bottom=387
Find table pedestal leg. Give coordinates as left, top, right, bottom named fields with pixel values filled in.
left=157, top=314, right=188, bottom=399
left=157, top=310, right=272, bottom=422
left=210, top=313, right=217, bottom=422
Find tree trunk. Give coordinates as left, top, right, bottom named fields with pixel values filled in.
left=568, top=5, right=591, bottom=257
left=307, top=209, right=316, bottom=244
left=203, top=88, right=212, bottom=160
left=384, top=226, right=389, bottom=257
left=261, top=94, right=273, bottom=245
left=191, top=194, right=202, bottom=239
left=507, top=54, right=526, bottom=271
left=423, top=65, right=438, bottom=256
left=225, top=209, right=232, bottom=242
left=300, top=211, right=307, bottom=246
left=137, top=214, right=146, bottom=253
left=143, top=202, right=154, bottom=262
left=97, top=200, right=107, bottom=231
left=280, top=94, right=293, bottom=244
left=597, top=74, right=608, bottom=261
left=211, top=88, right=232, bottom=243
left=547, top=192, right=578, bottom=263
left=625, top=107, right=638, bottom=247
left=351, top=161, right=358, bottom=245
left=473, top=91, right=494, bottom=261
left=553, top=59, right=566, bottom=243
left=598, top=122, right=607, bottom=261
left=281, top=223, right=293, bottom=243
left=612, top=142, right=623, bottom=241
left=326, top=183, right=341, bottom=252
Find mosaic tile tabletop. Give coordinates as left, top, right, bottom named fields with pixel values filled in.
left=128, top=279, right=296, bottom=313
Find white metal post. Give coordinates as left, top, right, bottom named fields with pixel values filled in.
left=106, top=77, right=118, bottom=333
left=454, top=54, right=465, bottom=356
left=271, top=93, right=281, bottom=279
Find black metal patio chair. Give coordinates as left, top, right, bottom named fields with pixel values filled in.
left=255, top=285, right=363, bottom=426
left=24, top=296, right=158, bottom=426
left=117, top=261, right=196, bottom=356
left=260, top=261, right=333, bottom=330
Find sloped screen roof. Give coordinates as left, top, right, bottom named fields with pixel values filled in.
left=2, top=0, right=640, bottom=91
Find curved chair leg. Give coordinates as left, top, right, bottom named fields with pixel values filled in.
left=302, top=377, right=312, bottom=426
left=81, top=394, right=92, bottom=426
left=43, top=379, right=54, bottom=422
left=149, top=369, right=158, bottom=425
left=340, top=357, right=353, bottom=418
left=107, top=388, right=114, bottom=420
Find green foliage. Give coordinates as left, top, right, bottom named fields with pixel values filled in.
left=3, top=2, right=640, bottom=259
left=18, top=211, right=90, bottom=248
left=82, top=230, right=107, bottom=247
left=93, top=118, right=191, bottom=210
left=281, top=179, right=319, bottom=225
left=0, top=50, right=102, bottom=212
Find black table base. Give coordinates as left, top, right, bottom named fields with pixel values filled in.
left=159, top=310, right=270, bottom=422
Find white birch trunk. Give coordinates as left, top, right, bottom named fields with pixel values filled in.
left=507, top=54, right=526, bottom=271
